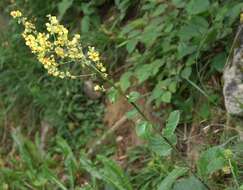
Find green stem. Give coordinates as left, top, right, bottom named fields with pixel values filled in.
left=228, top=158, right=240, bottom=188
left=86, top=61, right=211, bottom=190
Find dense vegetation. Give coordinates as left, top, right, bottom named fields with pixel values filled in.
left=1, top=0, right=243, bottom=189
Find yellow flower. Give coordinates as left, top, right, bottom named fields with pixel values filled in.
left=10, top=10, right=22, bottom=18
left=55, top=47, right=65, bottom=58
left=87, top=47, right=100, bottom=62
left=94, top=85, right=102, bottom=91
left=11, top=11, right=105, bottom=80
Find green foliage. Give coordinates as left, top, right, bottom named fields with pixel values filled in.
left=1, top=0, right=243, bottom=189
left=157, top=167, right=188, bottom=190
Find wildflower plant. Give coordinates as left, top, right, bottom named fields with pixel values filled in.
left=10, top=10, right=211, bottom=190
left=10, top=10, right=107, bottom=88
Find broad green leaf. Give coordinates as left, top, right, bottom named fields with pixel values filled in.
left=173, top=176, right=206, bottom=190
left=178, top=16, right=209, bottom=41
left=148, top=135, right=172, bottom=156
left=136, top=121, right=152, bottom=139
left=163, top=110, right=180, bottom=137
left=197, top=147, right=226, bottom=177
left=126, top=39, right=138, bottom=53
left=135, top=64, right=153, bottom=83
left=128, top=91, right=140, bottom=103
left=134, top=59, right=163, bottom=83
left=181, top=67, right=192, bottom=79
left=161, top=91, right=172, bottom=103
left=168, top=81, right=177, bottom=93
left=177, top=43, right=197, bottom=59
left=157, top=167, right=188, bottom=190
left=186, top=0, right=210, bottom=15
left=120, top=71, right=132, bottom=92
left=211, top=53, right=226, bottom=72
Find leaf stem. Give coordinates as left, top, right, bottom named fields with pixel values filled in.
left=85, top=61, right=211, bottom=190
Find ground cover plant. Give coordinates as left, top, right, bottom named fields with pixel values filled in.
left=1, top=0, right=243, bottom=189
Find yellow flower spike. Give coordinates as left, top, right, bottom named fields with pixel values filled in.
left=12, top=11, right=106, bottom=80
left=10, top=10, right=22, bottom=18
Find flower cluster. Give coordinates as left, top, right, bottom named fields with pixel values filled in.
left=10, top=10, right=107, bottom=82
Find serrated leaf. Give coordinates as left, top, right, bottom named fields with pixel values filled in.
left=157, top=167, right=188, bottom=190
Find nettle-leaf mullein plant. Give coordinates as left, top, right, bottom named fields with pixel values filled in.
left=10, top=10, right=211, bottom=189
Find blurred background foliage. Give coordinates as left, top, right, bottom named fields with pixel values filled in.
left=1, top=0, right=243, bottom=189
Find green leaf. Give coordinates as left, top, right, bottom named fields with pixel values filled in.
left=134, top=64, right=154, bottom=83
left=157, top=167, right=188, bottom=190
left=126, top=109, right=138, bottom=119
left=181, top=67, right=192, bottom=79
left=186, top=0, right=210, bottom=15
left=135, top=60, right=164, bottom=84
left=126, top=39, right=138, bottom=53
left=173, top=176, right=206, bottom=190
left=79, top=154, right=102, bottom=179
left=98, top=156, right=133, bottom=190
left=136, top=121, right=152, bottom=139
left=128, top=91, right=140, bottom=103
left=163, top=110, right=180, bottom=137
left=148, top=135, right=172, bottom=156
left=197, top=147, right=226, bottom=177
left=152, top=4, right=168, bottom=17
left=81, top=16, right=90, bottom=33
left=120, top=71, right=132, bottom=92
left=161, top=91, right=172, bottom=103
left=58, top=0, right=73, bottom=19
left=108, top=87, right=119, bottom=103
left=177, top=43, right=197, bottom=59
left=211, top=53, right=226, bottom=72
left=172, top=0, right=185, bottom=8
